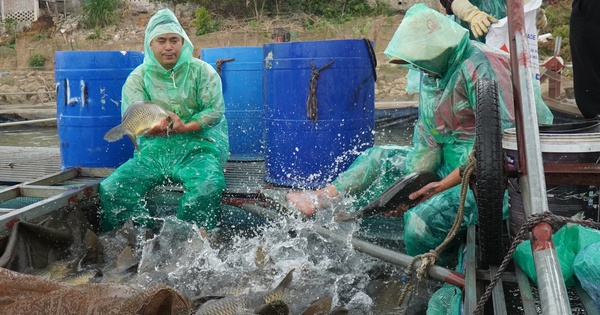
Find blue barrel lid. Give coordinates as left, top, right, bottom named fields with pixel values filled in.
left=55, top=51, right=144, bottom=70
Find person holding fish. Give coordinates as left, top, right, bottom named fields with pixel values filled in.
left=99, top=8, right=229, bottom=232
left=286, top=4, right=553, bottom=259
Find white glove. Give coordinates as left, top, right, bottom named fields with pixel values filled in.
left=451, top=0, right=499, bottom=38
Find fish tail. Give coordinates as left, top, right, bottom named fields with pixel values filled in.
left=334, top=211, right=358, bottom=222
left=264, top=269, right=294, bottom=303
left=103, top=125, right=125, bottom=142
left=125, top=133, right=141, bottom=152
left=301, top=296, right=333, bottom=315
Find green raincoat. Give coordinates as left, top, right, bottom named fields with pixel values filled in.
left=99, top=9, right=229, bottom=232
left=332, top=4, right=553, bottom=258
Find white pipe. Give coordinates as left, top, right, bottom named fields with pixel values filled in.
left=0, top=118, right=56, bottom=127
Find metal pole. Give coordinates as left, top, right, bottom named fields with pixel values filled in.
left=0, top=118, right=56, bottom=127
left=240, top=204, right=465, bottom=288
left=505, top=0, right=571, bottom=313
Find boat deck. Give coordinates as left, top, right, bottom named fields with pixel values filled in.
left=0, top=146, right=271, bottom=194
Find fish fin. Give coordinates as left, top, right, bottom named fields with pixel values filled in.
left=125, top=133, right=141, bottom=151
left=300, top=296, right=333, bottom=315
left=192, top=295, right=226, bottom=308
left=103, top=125, right=125, bottom=142
left=81, top=229, right=105, bottom=265
left=333, top=210, right=359, bottom=222
left=329, top=306, right=349, bottom=315
left=264, top=269, right=294, bottom=304
left=254, top=300, right=290, bottom=315
left=273, top=269, right=294, bottom=292
left=115, top=245, right=137, bottom=273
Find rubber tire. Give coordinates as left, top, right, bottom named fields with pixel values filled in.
left=474, top=78, right=506, bottom=267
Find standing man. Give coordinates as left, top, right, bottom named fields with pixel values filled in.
left=568, top=0, right=600, bottom=118
left=99, top=9, right=229, bottom=232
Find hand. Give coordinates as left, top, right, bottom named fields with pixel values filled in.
left=451, top=0, right=498, bottom=38
left=383, top=181, right=439, bottom=218
left=384, top=203, right=411, bottom=218
left=145, top=115, right=174, bottom=137
left=469, top=11, right=498, bottom=38
left=408, top=181, right=440, bottom=204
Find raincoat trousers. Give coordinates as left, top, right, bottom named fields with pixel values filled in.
left=332, top=4, right=553, bottom=258
left=99, top=9, right=229, bottom=232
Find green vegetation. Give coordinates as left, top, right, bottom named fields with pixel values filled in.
left=81, top=0, right=121, bottom=29
left=3, top=18, right=17, bottom=49
left=86, top=29, right=103, bottom=40
left=193, top=0, right=395, bottom=20
left=33, top=33, right=47, bottom=41
left=192, top=6, right=220, bottom=35
left=27, top=53, right=46, bottom=68
left=539, top=3, right=571, bottom=61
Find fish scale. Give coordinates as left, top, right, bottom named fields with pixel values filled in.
left=103, top=101, right=172, bottom=151
left=194, top=269, right=294, bottom=315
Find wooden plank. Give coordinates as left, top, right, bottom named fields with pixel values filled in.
left=0, top=146, right=61, bottom=183
left=490, top=265, right=507, bottom=315
left=374, top=101, right=418, bottom=110
left=575, top=281, right=600, bottom=315
left=542, top=96, right=582, bottom=117
left=515, top=263, right=537, bottom=315
left=464, top=225, right=478, bottom=314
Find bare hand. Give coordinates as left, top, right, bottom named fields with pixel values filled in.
left=145, top=113, right=183, bottom=137
left=384, top=203, right=411, bottom=218
left=408, top=181, right=441, bottom=204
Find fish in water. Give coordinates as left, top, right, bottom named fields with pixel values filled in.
left=28, top=229, right=105, bottom=285
left=301, top=296, right=349, bottom=315
left=335, top=171, right=441, bottom=222
left=194, top=269, right=294, bottom=315
left=103, top=101, right=172, bottom=151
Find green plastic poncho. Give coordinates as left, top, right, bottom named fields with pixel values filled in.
left=99, top=9, right=229, bottom=232
left=379, top=4, right=552, bottom=257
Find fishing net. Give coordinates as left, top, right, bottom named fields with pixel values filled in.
left=0, top=267, right=192, bottom=315
left=0, top=201, right=193, bottom=315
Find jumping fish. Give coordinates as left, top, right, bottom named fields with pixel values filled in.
left=103, top=101, right=172, bottom=151
left=194, top=269, right=294, bottom=315
left=335, top=171, right=441, bottom=222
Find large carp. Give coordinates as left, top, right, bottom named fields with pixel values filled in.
left=103, top=101, right=172, bottom=151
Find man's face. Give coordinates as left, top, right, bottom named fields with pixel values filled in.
left=150, top=33, right=183, bottom=70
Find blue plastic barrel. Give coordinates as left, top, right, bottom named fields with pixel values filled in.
left=201, top=46, right=264, bottom=161
left=55, top=51, right=143, bottom=169
left=263, top=39, right=376, bottom=188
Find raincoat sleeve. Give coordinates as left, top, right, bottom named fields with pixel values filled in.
left=404, top=114, right=443, bottom=174
left=191, top=62, right=225, bottom=129
left=120, top=66, right=148, bottom=115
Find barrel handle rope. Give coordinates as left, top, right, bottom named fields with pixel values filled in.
left=363, top=38, right=377, bottom=82
left=215, top=58, right=235, bottom=77
left=306, top=60, right=334, bottom=122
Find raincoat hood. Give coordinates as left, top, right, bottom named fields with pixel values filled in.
left=143, top=8, right=194, bottom=71
left=384, top=4, right=469, bottom=77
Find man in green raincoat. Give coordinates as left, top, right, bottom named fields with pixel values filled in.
left=287, top=4, right=553, bottom=258
left=99, top=9, right=229, bottom=232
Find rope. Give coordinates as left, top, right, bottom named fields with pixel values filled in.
left=472, top=207, right=600, bottom=314
left=306, top=60, right=334, bottom=122
left=215, top=58, right=235, bottom=77
left=398, top=150, right=477, bottom=305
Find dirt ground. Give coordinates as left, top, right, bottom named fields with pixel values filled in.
left=0, top=10, right=418, bottom=106
left=0, top=8, right=570, bottom=107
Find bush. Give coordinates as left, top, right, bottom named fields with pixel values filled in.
left=28, top=54, right=46, bottom=68
left=81, top=0, right=121, bottom=29
left=192, top=7, right=220, bottom=36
